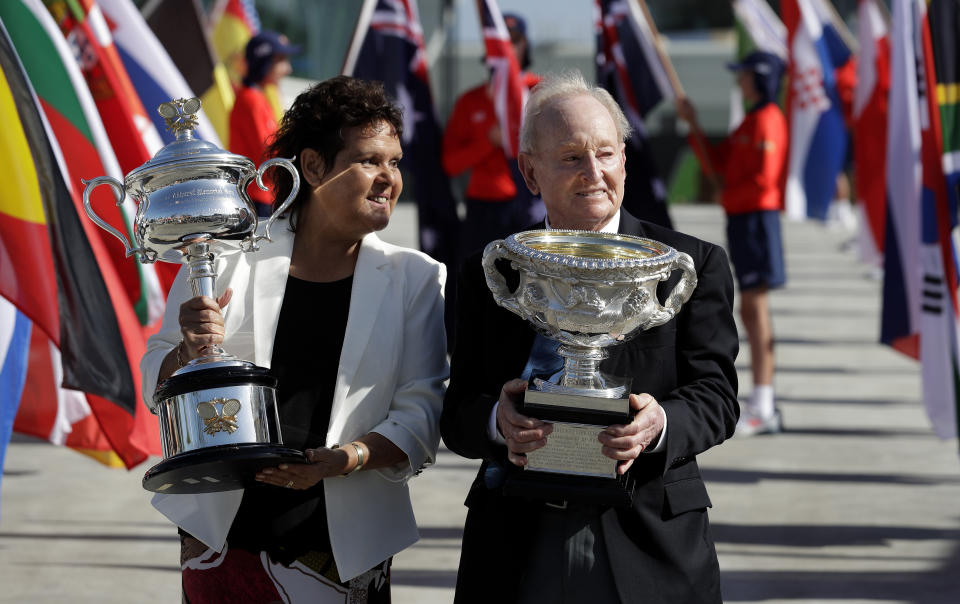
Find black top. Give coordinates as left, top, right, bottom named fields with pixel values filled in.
left=228, top=274, right=353, bottom=560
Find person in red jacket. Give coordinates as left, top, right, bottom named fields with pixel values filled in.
left=676, top=50, right=788, bottom=436
left=230, top=30, right=300, bottom=216
left=442, top=13, right=541, bottom=256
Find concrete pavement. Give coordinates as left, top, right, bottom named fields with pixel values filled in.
left=1, top=203, right=958, bottom=603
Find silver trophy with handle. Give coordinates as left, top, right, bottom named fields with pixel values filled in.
left=82, top=98, right=303, bottom=494
left=483, top=229, right=697, bottom=505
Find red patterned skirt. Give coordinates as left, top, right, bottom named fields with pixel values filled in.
left=180, top=533, right=391, bottom=604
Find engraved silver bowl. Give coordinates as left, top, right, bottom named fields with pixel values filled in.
left=483, top=230, right=697, bottom=397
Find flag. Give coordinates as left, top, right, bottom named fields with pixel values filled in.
left=732, top=0, right=788, bottom=60
left=881, top=0, right=923, bottom=359
left=209, top=0, right=283, bottom=120
left=476, top=0, right=526, bottom=159
left=43, top=0, right=175, bottom=298
left=208, top=0, right=288, bottom=122
left=0, top=0, right=163, bottom=325
left=917, top=0, right=960, bottom=441
left=44, top=0, right=163, bottom=170
left=929, top=0, right=960, bottom=202
left=97, top=0, right=221, bottom=147
left=594, top=0, right=673, bottom=228
left=211, top=0, right=260, bottom=91
left=851, top=0, right=889, bottom=264
left=881, top=0, right=960, bottom=440
left=782, top=0, right=852, bottom=221
left=344, top=0, right=461, bottom=268
left=144, top=0, right=235, bottom=146
left=0, top=11, right=159, bottom=467
left=0, top=298, right=31, bottom=518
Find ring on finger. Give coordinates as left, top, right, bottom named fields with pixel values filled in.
left=285, top=480, right=294, bottom=488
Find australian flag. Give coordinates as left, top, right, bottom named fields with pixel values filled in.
left=477, top=0, right=526, bottom=158
left=595, top=0, right=674, bottom=228
left=344, top=0, right=460, bottom=268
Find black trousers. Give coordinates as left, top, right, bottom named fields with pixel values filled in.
left=516, top=503, right=622, bottom=604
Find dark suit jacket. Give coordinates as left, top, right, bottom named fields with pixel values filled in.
left=439, top=211, right=740, bottom=604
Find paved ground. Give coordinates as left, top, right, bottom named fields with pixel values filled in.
left=1, top=203, right=959, bottom=603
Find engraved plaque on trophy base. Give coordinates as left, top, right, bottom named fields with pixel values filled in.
left=502, top=384, right=636, bottom=507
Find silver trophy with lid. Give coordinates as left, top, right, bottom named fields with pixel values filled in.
left=483, top=230, right=697, bottom=505
left=82, top=98, right=304, bottom=494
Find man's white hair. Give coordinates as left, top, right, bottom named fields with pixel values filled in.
left=519, top=70, right=632, bottom=154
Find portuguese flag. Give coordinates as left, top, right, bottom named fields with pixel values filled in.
left=43, top=0, right=178, bottom=298
left=0, top=6, right=159, bottom=467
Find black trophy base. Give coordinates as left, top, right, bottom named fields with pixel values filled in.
left=142, top=443, right=307, bottom=494
left=507, top=379, right=636, bottom=507
left=504, top=467, right=636, bottom=507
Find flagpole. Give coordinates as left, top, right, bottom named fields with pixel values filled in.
left=341, top=0, right=377, bottom=75
left=873, top=0, right=891, bottom=25
left=631, top=0, right=720, bottom=186
left=820, top=0, right=859, bottom=54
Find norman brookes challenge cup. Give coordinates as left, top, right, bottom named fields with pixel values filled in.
left=82, top=98, right=305, bottom=494
left=482, top=230, right=697, bottom=505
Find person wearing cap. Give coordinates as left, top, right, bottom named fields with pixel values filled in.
left=442, top=12, right=541, bottom=258
left=675, top=50, right=788, bottom=436
left=229, top=30, right=301, bottom=216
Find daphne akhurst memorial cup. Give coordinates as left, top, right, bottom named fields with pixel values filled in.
left=82, top=98, right=303, bottom=494
left=483, top=230, right=697, bottom=505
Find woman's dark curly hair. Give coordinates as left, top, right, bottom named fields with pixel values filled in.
left=265, top=76, right=403, bottom=229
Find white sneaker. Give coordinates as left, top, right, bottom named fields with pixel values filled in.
left=736, top=409, right=782, bottom=436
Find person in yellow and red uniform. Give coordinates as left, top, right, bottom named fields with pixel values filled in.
left=230, top=30, right=300, bottom=217
left=676, top=50, right=787, bottom=436
left=442, top=13, right=541, bottom=257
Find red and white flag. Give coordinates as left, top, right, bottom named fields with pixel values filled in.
left=476, top=0, right=526, bottom=158
left=44, top=0, right=174, bottom=303
left=852, top=0, right=890, bottom=266
left=881, top=0, right=960, bottom=440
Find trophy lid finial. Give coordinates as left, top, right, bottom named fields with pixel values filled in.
left=158, top=98, right=202, bottom=136
left=126, top=97, right=255, bottom=183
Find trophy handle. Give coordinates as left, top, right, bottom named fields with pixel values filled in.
left=644, top=251, right=698, bottom=329
left=246, top=156, right=300, bottom=250
left=81, top=176, right=154, bottom=262
left=481, top=240, right=522, bottom=316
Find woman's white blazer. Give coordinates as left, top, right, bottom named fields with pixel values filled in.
left=140, top=221, right=448, bottom=581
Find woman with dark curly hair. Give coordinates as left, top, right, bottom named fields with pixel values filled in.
left=141, top=76, right=448, bottom=602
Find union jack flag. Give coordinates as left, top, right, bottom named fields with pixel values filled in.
left=477, top=0, right=526, bottom=158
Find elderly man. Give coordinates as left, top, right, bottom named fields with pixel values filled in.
left=440, top=71, right=739, bottom=604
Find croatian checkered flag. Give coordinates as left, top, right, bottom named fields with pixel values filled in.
left=782, top=0, right=853, bottom=220
left=343, top=0, right=460, bottom=267
left=477, top=0, right=527, bottom=158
